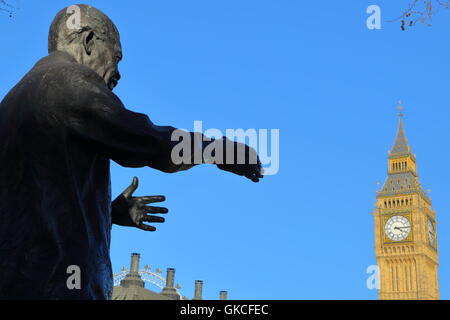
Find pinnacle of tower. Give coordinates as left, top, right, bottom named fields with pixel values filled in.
left=390, top=102, right=411, bottom=155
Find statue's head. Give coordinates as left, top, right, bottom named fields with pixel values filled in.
left=48, top=4, right=122, bottom=90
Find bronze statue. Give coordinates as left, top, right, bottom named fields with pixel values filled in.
left=0, top=5, right=263, bottom=300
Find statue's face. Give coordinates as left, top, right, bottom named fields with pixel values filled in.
left=87, top=32, right=122, bottom=90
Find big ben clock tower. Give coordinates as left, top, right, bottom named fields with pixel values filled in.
left=373, top=103, right=439, bottom=300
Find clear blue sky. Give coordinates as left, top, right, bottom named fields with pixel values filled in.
left=1, top=0, right=449, bottom=300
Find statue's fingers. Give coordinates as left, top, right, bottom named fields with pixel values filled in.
left=250, top=164, right=260, bottom=177
left=122, top=176, right=139, bottom=198
left=246, top=173, right=260, bottom=183
left=253, top=164, right=264, bottom=178
left=137, top=223, right=156, bottom=232
left=257, top=159, right=265, bottom=176
left=145, top=206, right=169, bottom=214
left=142, top=216, right=165, bottom=223
left=137, top=195, right=166, bottom=204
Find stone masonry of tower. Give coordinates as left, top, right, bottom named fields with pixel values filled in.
left=372, top=105, right=440, bottom=300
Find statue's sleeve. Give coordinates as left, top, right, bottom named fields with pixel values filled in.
left=61, top=69, right=201, bottom=173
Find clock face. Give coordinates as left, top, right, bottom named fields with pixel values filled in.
left=427, top=219, right=435, bottom=246
left=384, top=215, right=411, bottom=241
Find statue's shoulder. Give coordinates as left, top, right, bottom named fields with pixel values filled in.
left=33, top=52, right=104, bottom=86
left=1, top=52, right=119, bottom=114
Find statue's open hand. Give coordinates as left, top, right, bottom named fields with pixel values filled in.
left=216, top=140, right=264, bottom=183
left=112, top=177, right=168, bottom=231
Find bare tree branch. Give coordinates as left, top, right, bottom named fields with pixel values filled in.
left=392, top=0, right=450, bottom=30
left=0, top=0, right=17, bottom=18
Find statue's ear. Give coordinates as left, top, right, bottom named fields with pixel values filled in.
left=82, top=31, right=95, bottom=55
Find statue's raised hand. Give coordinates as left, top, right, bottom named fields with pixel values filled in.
left=111, top=177, right=168, bottom=231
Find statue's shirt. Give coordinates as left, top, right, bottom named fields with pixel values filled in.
left=0, top=52, right=183, bottom=300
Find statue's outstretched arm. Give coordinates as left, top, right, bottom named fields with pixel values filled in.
left=62, top=67, right=263, bottom=182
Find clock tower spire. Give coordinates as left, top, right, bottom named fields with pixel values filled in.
left=373, top=103, right=439, bottom=300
